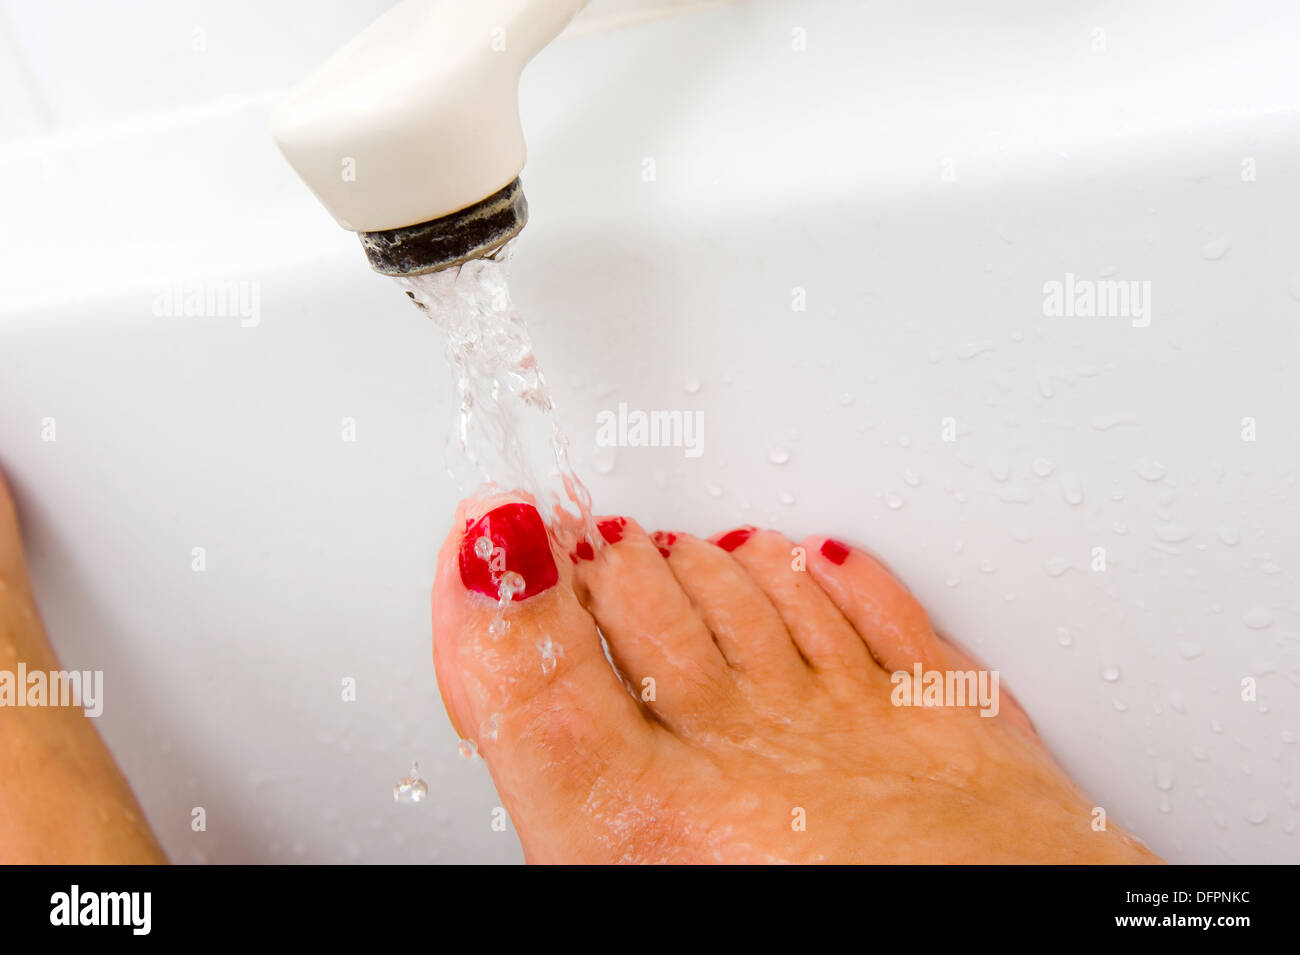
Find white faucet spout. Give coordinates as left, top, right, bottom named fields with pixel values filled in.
left=272, top=0, right=588, bottom=240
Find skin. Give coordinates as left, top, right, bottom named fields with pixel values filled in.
left=0, top=467, right=1158, bottom=863
left=437, top=493, right=1162, bottom=864
left=0, top=469, right=165, bottom=863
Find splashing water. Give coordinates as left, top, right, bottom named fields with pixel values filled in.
left=396, top=242, right=598, bottom=555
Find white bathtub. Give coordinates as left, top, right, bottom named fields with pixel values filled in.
left=1, top=0, right=1297, bottom=863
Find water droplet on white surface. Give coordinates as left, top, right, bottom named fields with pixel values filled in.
left=884, top=492, right=904, bottom=511
left=978, top=558, right=995, bottom=574
left=1155, top=763, right=1176, bottom=791
left=778, top=489, right=796, bottom=506
left=591, top=445, right=617, bottom=475
left=1176, top=640, right=1204, bottom=660
left=1045, top=557, right=1074, bottom=577
left=989, top=458, right=1011, bottom=482
left=1281, top=730, right=1297, bottom=745
left=1101, top=663, right=1122, bottom=683
left=944, top=575, right=961, bottom=588
left=1060, top=473, right=1084, bottom=505
left=1244, top=803, right=1270, bottom=825
left=838, top=392, right=854, bottom=406
left=951, top=539, right=965, bottom=554
left=1112, top=521, right=1129, bottom=535
left=683, top=376, right=702, bottom=394
left=1216, top=523, right=1242, bottom=546
left=1242, top=606, right=1274, bottom=630
left=705, top=480, right=724, bottom=499
left=1032, top=457, right=1055, bottom=477
left=1134, top=458, right=1167, bottom=482
left=1056, top=627, right=1074, bottom=647
left=1201, top=237, right=1230, bottom=260
left=767, top=447, right=790, bottom=465
left=1155, top=522, right=1194, bottom=543
left=903, top=469, right=921, bottom=487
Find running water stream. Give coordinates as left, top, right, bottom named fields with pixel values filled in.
left=396, top=241, right=598, bottom=549
left=392, top=242, right=597, bottom=799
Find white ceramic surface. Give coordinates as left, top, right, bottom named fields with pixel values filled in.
left=1, top=0, right=1298, bottom=863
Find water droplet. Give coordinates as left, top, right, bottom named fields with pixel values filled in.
left=1155, top=763, right=1176, bottom=791
left=1244, top=803, right=1270, bottom=825
left=1155, top=522, right=1194, bottom=543
left=903, top=469, right=922, bottom=487
left=1032, top=458, right=1055, bottom=477
left=897, top=434, right=912, bottom=448
left=1091, top=412, right=1141, bottom=431
left=1242, top=606, right=1274, bottom=630
left=498, top=571, right=525, bottom=601
left=394, top=762, right=429, bottom=804
left=1112, top=697, right=1128, bottom=712
left=1176, top=639, right=1204, bottom=660
left=955, top=340, right=995, bottom=360
left=1009, top=525, right=1033, bottom=543
left=1216, top=523, right=1242, bottom=546
left=951, top=539, right=965, bottom=554
left=978, top=558, right=995, bottom=574
left=1045, top=557, right=1074, bottom=577
left=458, top=738, right=478, bottom=759
left=1060, top=473, right=1084, bottom=505
left=481, top=714, right=500, bottom=743
left=944, top=575, right=961, bottom=588
left=1056, top=627, right=1074, bottom=647
left=778, top=489, right=796, bottom=506
left=683, top=376, right=702, bottom=394
left=1134, top=457, right=1167, bottom=482
left=767, top=447, right=790, bottom=465
left=1201, top=237, right=1230, bottom=261
left=591, top=445, right=617, bottom=475
left=989, top=458, right=1011, bottom=482
left=1101, top=663, right=1122, bottom=683
left=474, top=536, right=494, bottom=560
left=838, top=392, right=855, bottom=406
left=1281, top=730, right=1297, bottom=745
left=538, top=635, right=560, bottom=675
left=704, top=480, right=723, bottom=499
left=1112, top=521, right=1129, bottom=535
left=884, top=492, right=904, bottom=511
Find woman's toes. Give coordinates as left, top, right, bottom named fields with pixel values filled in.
left=432, top=495, right=656, bottom=855
left=653, top=531, right=805, bottom=680
left=571, top=517, right=734, bottom=729
left=711, top=527, right=876, bottom=675
left=802, top=534, right=946, bottom=672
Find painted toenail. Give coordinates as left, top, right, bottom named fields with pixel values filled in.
left=458, top=502, right=559, bottom=601
left=821, top=539, right=851, bottom=565
left=597, top=517, right=627, bottom=544
left=650, top=530, right=677, bottom=551
left=573, top=541, right=595, bottom=562
left=715, top=527, right=755, bottom=552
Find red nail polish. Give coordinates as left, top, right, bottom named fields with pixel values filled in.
left=574, top=541, right=594, bottom=561
left=459, top=502, right=558, bottom=601
left=597, top=517, right=626, bottom=544
left=715, top=527, right=754, bottom=552
left=821, top=539, right=850, bottom=565
left=657, top=546, right=671, bottom=558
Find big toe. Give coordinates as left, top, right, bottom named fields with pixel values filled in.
left=431, top=494, right=656, bottom=861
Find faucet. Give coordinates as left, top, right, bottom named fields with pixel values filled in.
left=272, top=0, right=589, bottom=276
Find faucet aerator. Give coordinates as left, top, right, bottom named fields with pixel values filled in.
left=358, top=178, right=528, bottom=277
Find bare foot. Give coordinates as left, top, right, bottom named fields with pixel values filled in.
left=432, top=495, right=1161, bottom=864
left=0, top=468, right=165, bottom=863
